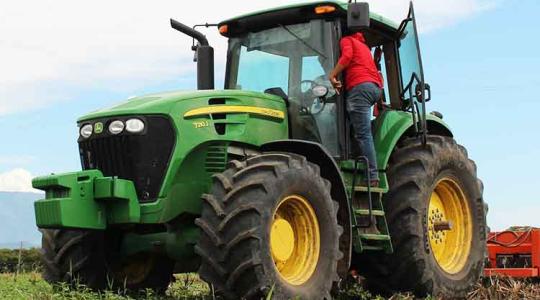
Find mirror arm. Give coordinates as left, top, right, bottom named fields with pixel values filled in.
left=400, top=72, right=420, bottom=100
left=170, top=19, right=209, bottom=46
left=396, top=18, right=412, bottom=38
left=408, top=84, right=418, bottom=133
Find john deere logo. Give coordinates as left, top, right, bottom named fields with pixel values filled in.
left=94, top=122, right=104, bottom=134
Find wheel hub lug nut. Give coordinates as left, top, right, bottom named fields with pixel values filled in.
left=433, top=221, right=453, bottom=231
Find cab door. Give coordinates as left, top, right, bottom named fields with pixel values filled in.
left=397, top=2, right=430, bottom=143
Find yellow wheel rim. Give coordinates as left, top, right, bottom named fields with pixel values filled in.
left=428, top=178, right=472, bottom=274
left=270, top=195, right=320, bottom=285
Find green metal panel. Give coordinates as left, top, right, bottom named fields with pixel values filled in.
left=120, top=225, right=199, bottom=262
left=78, top=90, right=284, bottom=122
left=94, top=177, right=141, bottom=224
left=373, top=110, right=452, bottom=170
left=33, top=170, right=106, bottom=229
left=340, top=110, right=451, bottom=191
left=33, top=170, right=141, bottom=229
left=219, top=0, right=399, bottom=31
left=138, top=91, right=288, bottom=223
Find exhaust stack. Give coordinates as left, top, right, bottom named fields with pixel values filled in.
left=170, top=19, right=214, bottom=90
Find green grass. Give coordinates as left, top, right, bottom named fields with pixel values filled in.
left=0, top=272, right=211, bottom=300
left=4, top=272, right=537, bottom=299
left=0, top=272, right=392, bottom=300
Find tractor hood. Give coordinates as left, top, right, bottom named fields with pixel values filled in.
left=78, top=89, right=284, bottom=122
left=75, top=88, right=289, bottom=208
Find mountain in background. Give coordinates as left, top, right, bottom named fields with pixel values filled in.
left=0, top=192, right=42, bottom=248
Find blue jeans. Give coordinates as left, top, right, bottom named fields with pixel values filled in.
left=346, top=82, right=381, bottom=181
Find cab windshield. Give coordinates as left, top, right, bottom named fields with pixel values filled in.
left=225, top=19, right=339, bottom=155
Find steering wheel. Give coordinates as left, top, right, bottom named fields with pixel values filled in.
left=300, top=79, right=317, bottom=94
left=300, top=79, right=329, bottom=115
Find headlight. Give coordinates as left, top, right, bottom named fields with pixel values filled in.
left=108, top=120, right=125, bottom=135
left=80, top=124, right=93, bottom=138
left=126, top=118, right=145, bottom=133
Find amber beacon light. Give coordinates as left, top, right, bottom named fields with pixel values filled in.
left=314, top=5, right=336, bottom=14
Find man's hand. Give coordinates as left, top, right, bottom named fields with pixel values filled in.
left=330, top=76, right=342, bottom=95
left=329, top=63, right=346, bottom=95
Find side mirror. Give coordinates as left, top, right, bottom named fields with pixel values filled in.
left=414, top=83, right=431, bottom=102
left=264, top=87, right=289, bottom=107
left=424, top=83, right=431, bottom=102
left=348, top=2, right=370, bottom=32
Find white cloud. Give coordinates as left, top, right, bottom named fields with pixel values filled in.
left=0, top=168, right=40, bottom=193
left=0, top=0, right=497, bottom=115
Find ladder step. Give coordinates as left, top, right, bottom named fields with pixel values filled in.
left=355, top=209, right=385, bottom=216
left=359, top=234, right=391, bottom=241
left=361, top=245, right=385, bottom=251
left=354, top=186, right=385, bottom=193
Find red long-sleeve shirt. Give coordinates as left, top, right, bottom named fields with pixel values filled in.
left=338, top=33, right=383, bottom=91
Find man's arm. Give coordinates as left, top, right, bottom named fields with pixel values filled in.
left=337, top=37, right=353, bottom=67
left=329, top=38, right=352, bottom=94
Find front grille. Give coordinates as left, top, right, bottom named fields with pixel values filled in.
left=205, top=144, right=228, bottom=174
left=78, top=115, right=175, bottom=202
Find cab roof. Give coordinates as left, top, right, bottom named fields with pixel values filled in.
left=219, top=1, right=399, bottom=32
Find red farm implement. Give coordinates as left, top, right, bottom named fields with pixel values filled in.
left=484, top=227, right=540, bottom=278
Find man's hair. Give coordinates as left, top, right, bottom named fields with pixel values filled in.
left=342, top=28, right=354, bottom=37
left=342, top=29, right=365, bottom=37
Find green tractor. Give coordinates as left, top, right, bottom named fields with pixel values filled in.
left=33, top=1, right=487, bottom=299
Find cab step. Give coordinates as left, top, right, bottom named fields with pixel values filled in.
left=359, top=234, right=391, bottom=241
left=354, top=186, right=385, bottom=193
left=355, top=209, right=385, bottom=216
left=361, top=245, right=386, bottom=251
left=341, top=159, right=393, bottom=254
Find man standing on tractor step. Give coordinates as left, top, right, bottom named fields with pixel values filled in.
left=329, top=31, right=383, bottom=187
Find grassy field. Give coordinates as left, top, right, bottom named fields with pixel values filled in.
left=0, top=272, right=210, bottom=300
left=1, top=272, right=539, bottom=299
left=0, top=272, right=411, bottom=300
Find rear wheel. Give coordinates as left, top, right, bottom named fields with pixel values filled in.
left=41, top=229, right=173, bottom=292
left=195, top=153, right=342, bottom=299
left=357, top=135, right=486, bottom=298
left=428, top=178, right=473, bottom=274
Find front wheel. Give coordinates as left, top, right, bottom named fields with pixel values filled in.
left=41, top=229, right=173, bottom=293
left=358, top=135, right=487, bottom=298
left=195, top=153, right=342, bottom=299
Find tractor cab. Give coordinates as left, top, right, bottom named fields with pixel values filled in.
left=217, top=1, right=429, bottom=159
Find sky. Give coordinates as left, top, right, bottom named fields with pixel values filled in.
left=0, top=0, right=538, bottom=230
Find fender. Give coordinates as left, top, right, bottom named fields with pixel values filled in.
left=374, top=110, right=453, bottom=170
left=261, top=140, right=352, bottom=278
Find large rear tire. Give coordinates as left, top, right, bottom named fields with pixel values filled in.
left=41, top=229, right=173, bottom=292
left=195, top=153, right=342, bottom=299
left=357, top=135, right=487, bottom=298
